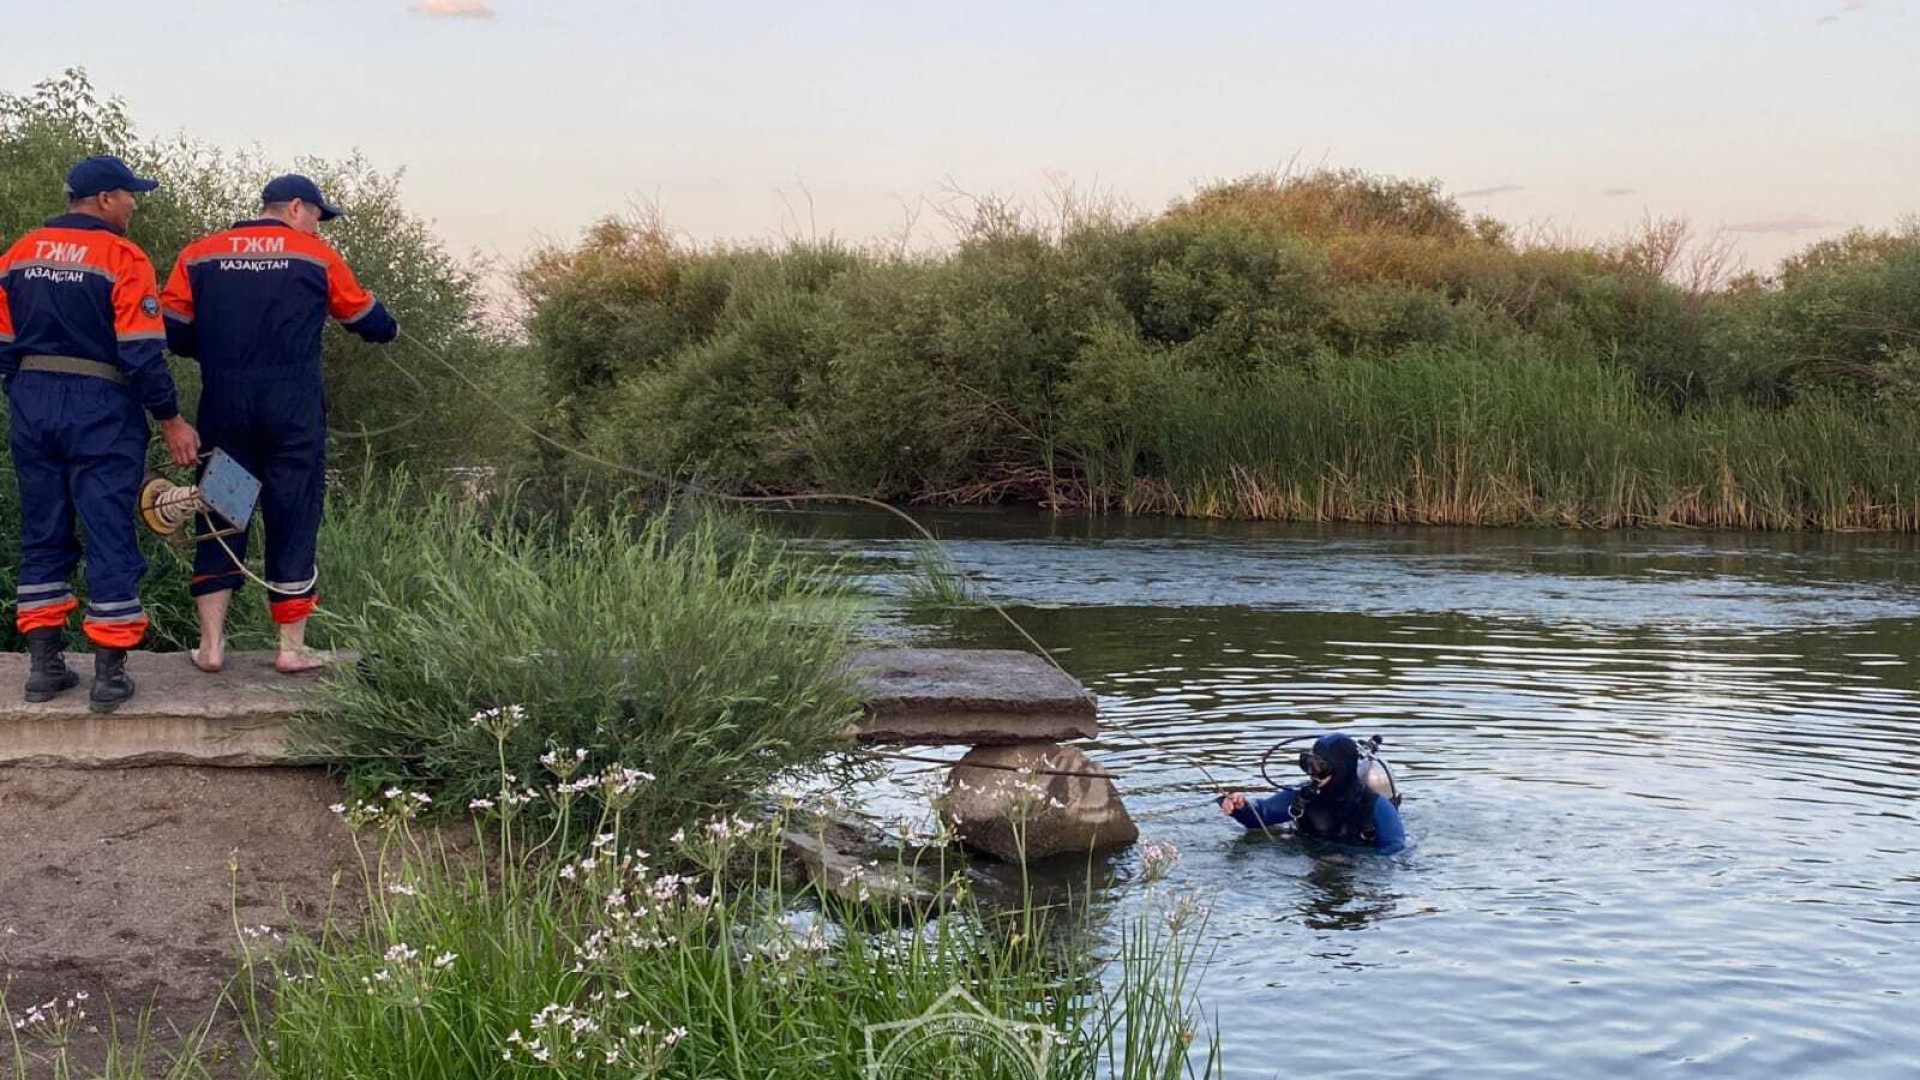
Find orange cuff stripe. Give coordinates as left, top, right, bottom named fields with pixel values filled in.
left=269, top=595, right=318, bottom=625
left=83, top=616, right=147, bottom=649
left=17, top=597, right=78, bottom=632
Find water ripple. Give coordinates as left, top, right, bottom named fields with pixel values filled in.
left=782, top=510, right=1920, bottom=1079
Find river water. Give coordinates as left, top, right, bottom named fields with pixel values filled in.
left=781, top=510, right=1920, bottom=1079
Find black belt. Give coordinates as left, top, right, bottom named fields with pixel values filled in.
left=18, top=355, right=127, bottom=386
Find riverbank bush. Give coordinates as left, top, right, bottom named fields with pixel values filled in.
left=7, top=66, right=1917, bottom=536
left=523, top=177, right=1920, bottom=530
left=241, top=781, right=1218, bottom=1080
left=292, top=490, right=869, bottom=845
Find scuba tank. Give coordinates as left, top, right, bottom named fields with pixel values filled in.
left=1260, top=732, right=1402, bottom=808
left=1355, top=735, right=1401, bottom=808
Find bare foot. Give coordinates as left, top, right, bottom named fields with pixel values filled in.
left=188, top=644, right=224, bottom=674
left=274, top=651, right=327, bottom=676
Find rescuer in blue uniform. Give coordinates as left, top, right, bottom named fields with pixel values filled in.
left=1220, top=733, right=1407, bottom=853
left=161, top=174, right=397, bottom=675
left=0, top=155, right=201, bottom=710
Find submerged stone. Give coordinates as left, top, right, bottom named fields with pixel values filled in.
left=943, top=743, right=1138, bottom=863
left=779, top=812, right=953, bottom=918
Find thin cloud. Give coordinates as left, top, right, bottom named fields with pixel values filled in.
left=1601, top=187, right=1637, bottom=198
left=1723, top=214, right=1844, bottom=235
left=1456, top=184, right=1525, bottom=200
left=1816, top=1, right=1866, bottom=24
left=411, top=0, right=496, bottom=18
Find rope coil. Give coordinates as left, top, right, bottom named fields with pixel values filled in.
left=139, top=478, right=201, bottom=535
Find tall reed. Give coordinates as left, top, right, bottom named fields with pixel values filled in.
left=1087, top=346, right=1920, bottom=530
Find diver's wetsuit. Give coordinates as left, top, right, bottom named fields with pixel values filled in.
left=1229, top=733, right=1407, bottom=853
left=1229, top=786, right=1406, bottom=852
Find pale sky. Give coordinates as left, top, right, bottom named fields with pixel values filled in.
left=3, top=0, right=1914, bottom=275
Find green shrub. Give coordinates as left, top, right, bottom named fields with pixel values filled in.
left=291, top=493, right=867, bottom=844
left=1729, top=222, right=1920, bottom=399
left=11, top=67, right=1918, bottom=532
left=1123, top=217, right=1331, bottom=369
left=515, top=170, right=1919, bottom=531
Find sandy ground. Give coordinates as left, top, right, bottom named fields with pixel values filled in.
left=0, top=766, right=359, bottom=1077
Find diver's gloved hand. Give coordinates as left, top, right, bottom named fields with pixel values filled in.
left=1218, top=792, right=1248, bottom=816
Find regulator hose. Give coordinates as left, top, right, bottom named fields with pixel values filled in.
left=1258, top=733, right=1399, bottom=806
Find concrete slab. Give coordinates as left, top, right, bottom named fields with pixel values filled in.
left=0, top=651, right=344, bottom=768
left=3, top=646, right=1096, bottom=767
left=846, top=647, right=1098, bottom=745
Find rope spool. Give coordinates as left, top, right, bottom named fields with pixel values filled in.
left=137, top=473, right=203, bottom=538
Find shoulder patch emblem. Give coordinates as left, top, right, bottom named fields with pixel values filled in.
left=141, top=295, right=159, bottom=316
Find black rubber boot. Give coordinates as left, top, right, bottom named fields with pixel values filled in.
left=23, top=627, right=80, bottom=703
left=89, top=648, right=135, bottom=714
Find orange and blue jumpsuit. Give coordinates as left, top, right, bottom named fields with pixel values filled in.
left=160, top=220, right=395, bottom=623
left=1, top=214, right=181, bottom=648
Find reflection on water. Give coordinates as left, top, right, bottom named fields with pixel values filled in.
left=777, top=510, right=1920, bottom=1079
left=1220, top=841, right=1408, bottom=933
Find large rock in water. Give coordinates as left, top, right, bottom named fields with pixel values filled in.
left=943, top=743, right=1138, bottom=862
left=847, top=648, right=1098, bottom=746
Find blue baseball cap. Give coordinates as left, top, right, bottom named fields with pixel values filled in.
left=261, top=174, right=342, bottom=221
left=64, top=155, right=161, bottom=200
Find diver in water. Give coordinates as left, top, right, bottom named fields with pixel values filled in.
left=1220, top=733, right=1406, bottom=853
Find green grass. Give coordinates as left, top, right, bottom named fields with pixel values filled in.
left=900, top=539, right=982, bottom=607
left=288, top=486, right=872, bottom=848
left=236, top=781, right=1219, bottom=1080
left=4, top=791, right=1221, bottom=1080
left=7, top=472, right=1218, bottom=1080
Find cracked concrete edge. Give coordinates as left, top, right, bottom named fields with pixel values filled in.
left=0, top=717, right=305, bottom=768
left=848, top=710, right=1099, bottom=745
left=845, top=648, right=1100, bottom=746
